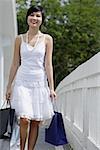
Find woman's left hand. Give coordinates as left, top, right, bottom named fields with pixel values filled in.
left=50, top=90, right=57, bottom=100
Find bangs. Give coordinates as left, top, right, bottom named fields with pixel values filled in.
left=27, top=6, right=43, bottom=15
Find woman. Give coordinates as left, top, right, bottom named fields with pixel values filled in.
left=6, top=5, right=57, bottom=150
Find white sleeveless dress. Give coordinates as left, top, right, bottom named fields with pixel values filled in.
left=11, top=33, right=54, bottom=121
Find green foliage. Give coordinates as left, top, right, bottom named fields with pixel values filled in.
left=16, top=0, right=28, bottom=33
left=16, top=0, right=100, bottom=87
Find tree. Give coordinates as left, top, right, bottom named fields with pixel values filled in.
left=16, top=0, right=28, bottom=33
left=16, top=0, right=100, bottom=87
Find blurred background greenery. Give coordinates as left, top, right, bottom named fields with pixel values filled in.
left=16, top=0, right=100, bottom=87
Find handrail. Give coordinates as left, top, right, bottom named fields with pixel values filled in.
left=56, top=52, right=100, bottom=150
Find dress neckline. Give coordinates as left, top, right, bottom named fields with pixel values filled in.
left=26, top=31, right=41, bottom=51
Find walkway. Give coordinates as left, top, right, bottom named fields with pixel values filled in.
left=0, top=126, right=68, bottom=150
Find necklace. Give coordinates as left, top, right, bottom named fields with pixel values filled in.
left=26, top=31, right=40, bottom=51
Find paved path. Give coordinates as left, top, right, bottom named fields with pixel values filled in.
left=0, top=126, right=70, bottom=150
left=35, top=126, right=55, bottom=150
left=0, top=126, right=55, bottom=150
left=0, top=139, right=10, bottom=150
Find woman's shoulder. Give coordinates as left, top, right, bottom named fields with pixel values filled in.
left=15, top=33, right=27, bottom=43
left=14, top=33, right=26, bottom=45
left=18, top=33, right=27, bottom=39
left=43, top=33, right=53, bottom=43
left=43, top=33, right=53, bottom=39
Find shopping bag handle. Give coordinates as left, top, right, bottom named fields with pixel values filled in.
left=1, top=100, right=11, bottom=109
left=52, top=98, right=58, bottom=112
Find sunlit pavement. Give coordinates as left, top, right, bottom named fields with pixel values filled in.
left=0, top=119, right=70, bottom=150
left=0, top=126, right=55, bottom=150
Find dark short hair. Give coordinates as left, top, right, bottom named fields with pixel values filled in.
left=26, top=5, right=45, bottom=25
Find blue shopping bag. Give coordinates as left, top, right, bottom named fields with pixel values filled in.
left=45, top=111, right=68, bottom=146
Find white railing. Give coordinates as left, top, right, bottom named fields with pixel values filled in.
left=56, top=52, right=100, bottom=150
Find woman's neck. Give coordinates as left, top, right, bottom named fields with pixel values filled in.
left=28, top=27, right=40, bottom=36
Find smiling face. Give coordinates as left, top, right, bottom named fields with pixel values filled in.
left=27, top=11, right=42, bottom=28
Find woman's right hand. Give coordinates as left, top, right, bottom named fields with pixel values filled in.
left=5, top=86, right=12, bottom=101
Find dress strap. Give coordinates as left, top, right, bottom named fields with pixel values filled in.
left=26, top=32, right=28, bottom=43
left=20, top=34, right=24, bottom=43
left=43, top=34, right=46, bottom=45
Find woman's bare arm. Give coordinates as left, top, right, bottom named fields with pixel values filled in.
left=45, top=34, right=54, bottom=91
left=7, top=35, right=21, bottom=88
